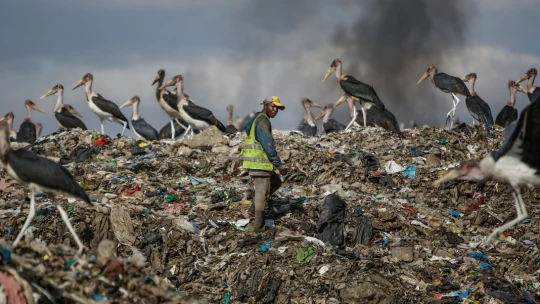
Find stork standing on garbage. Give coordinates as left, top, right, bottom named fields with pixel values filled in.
left=242, top=96, right=285, bottom=231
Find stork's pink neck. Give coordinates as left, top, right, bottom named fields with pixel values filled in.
left=509, top=88, right=517, bottom=107
left=25, top=104, right=32, bottom=120
left=335, top=61, right=343, bottom=80
left=528, top=73, right=536, bottom=90
left=227, top=109, right=233, bottom=126
left=469, top=77, right=476, bottom=94
left=85, top=80, right=93, bottom=99
left=303, top=102, right=315, bottom=124
left=323, top=107, right=332, bottom=123
left=176, top=80, right=185, bottom=101
left=54, top=90, right=64, bottom=112
left=132, top=101, right=141, bottom=120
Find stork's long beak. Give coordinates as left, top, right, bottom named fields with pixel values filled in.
left=40, top=89, right=57, bottom=100
left=433, top=169, right=462, bottom=187
left=335, top=95, right=347, bottom=107
left=31, top=103, right=46, bottom=114
left=72, top=79, right=86, bottom=90
left=323, top=66, right=336, bottom=82
left=417, top=72, right=429, bottom=85
left=515, top=72, right=530, bottom=84
left=515, top=84, right=528, bottom=94
left=310, top=101, right=323, bottom=108
left=120, top=99, right=134, bottom=109
left=159, top=79, right=176, bottom=90
left=314, top=109, right=326, bottom=121
left=68, top=107, right=84, bottom=118
left=461, top=76, right=470, bottom=82
left=152, top=74, right=161, bottom=86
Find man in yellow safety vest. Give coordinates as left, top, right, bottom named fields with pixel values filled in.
left=242, top=96, right=285, bottom=231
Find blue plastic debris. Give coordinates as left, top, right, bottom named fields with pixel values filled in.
left=411, top=147, right=422, bottom=157
left=467, top=252, right=489, bottom=263
left=401, top=165, right=417, bottom=179
left=259, top=244, right=273, bottom=252
left=92, top=294, right=107, bottom=302
left=222, top=291, right=232, bottom=304
left=522, top=218, right=531, bottom=224
left=456, top=288, right=473, bottom=302
left=449, top=210, right=461, bottom=219
left=383, top=237, right=389, bottom=246
left=0, top=247, right=12, bottom=263
left=479, top=262, right=492, bottom=271
left=521, top=289, right=535, bottom=304
left=265, top=219, right=275, bottom=228
left=7, top=227, right=12, bottom=235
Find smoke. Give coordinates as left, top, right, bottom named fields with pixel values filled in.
left=332, top=0, right=474, bottom=126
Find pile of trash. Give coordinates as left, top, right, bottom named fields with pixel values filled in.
left=0, top=124, right=539, bottom=303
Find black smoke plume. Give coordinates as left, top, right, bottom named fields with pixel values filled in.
left=332, top=0, right=474, bottom=127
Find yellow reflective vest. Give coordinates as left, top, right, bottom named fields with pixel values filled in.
left=242, top=113, right=274, bottom=171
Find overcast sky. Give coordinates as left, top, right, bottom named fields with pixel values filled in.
left=1, top=0, right=539, bottom=137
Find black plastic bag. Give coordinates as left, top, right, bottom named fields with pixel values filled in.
left=317, top=194, right=347, bottom=246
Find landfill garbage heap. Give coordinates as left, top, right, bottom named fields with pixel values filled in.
left=0, top=124, right=538, bottom=304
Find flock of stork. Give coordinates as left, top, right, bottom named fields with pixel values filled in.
left=0, top=58, right=539, bottom=255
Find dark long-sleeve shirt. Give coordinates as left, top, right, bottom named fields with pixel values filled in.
left=244, top=112, right=282, bottom=168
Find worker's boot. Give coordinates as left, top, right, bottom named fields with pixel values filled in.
left=249, top=176, right=270, bottom=232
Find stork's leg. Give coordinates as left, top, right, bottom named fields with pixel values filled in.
left=450, top=93, right=460, bottom=128
left=56, top=204, right=85, bottom=256
left=174, top=118, right=188, bottom=130
left=121, top=122, right=127, bottom=137
left=180, top=125, right=191, bottom=141
left=345, top=106, right=357, bottom=131
left=483, top=187, right=528, bottom=245
left=13, top=190, right=36, bottom=248
left=100, top=120, right=105, bottom=135
left=170, top=119, right=175, bottom=139
left=361, top=105, right=367, bottom=128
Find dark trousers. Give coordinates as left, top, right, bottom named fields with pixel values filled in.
left=248, top=170, right=282, bottom=231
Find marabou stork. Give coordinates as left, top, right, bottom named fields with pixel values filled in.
left=462, top=73, right=494, bottom=126
left=17, top=100, right=46, bottom=144
left=434, top=99, right=540, bottom=245
left=152, top=69, right=190, bottom=139
left=335, top=94, right=403, bottom=137
left=2, top=112, right=17, bottom=140
left=40, top=84, right=87, bottom=130
left=120, top=96, right=160, bottom=141
left=417, top=64, right=471, bottom=128
left=298, top=98, right=323, bottom=137
left=0, top=120, right=91, bottom=255
left=72, top=73, right=130, bottom=135
left=225, top=104, right=239, bottom=134
left=495, top=81, right=528, bottom=128
left=161, top=75, right=226, bottom=139
left=314, top=104, right=345, bottom=134
left=515, top=68, right=540, bottom=103
left=323, top=58, right=385, bottom=128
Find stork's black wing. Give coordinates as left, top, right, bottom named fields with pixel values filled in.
left=92, top=94, right=130, bottom=127
left=465, top=95, right=494, bottom=125
left=433, top=73, right=471, bottom=97
left=7, top=149, right=90, bottom=202
left=226, top=125, right=239, bottom=134
left=324, top=119, right=345, bottom=134
left=55, top=110, right=87, bottom=130
left=162, top=91, right=180, bottom=112
left=492, top=100, right=540, bottom=171
left=528, top=87, right=540, bottom=103
left=17, top=121, right=36, bottom=143
left=382, top=109, right=404, bottom=137
left=132, top=118, right=160, bottom=140
left=298, top=121, right=317, bottom=137
left=495, top=105, right=517, bottom=128
left=340, top=75, right=386, bottom=111
left=183, top=104, right=226, bottom=132
left=159, top=119, right=188, bottom=139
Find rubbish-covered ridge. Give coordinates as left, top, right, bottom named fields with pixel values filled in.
left=0, top=125, right=539, bottom=304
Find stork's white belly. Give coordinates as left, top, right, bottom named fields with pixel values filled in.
left=88, top=100, right=114, bottom=121
left=179, top=107, right=210, bottom=130
left=493, top=156, right=540, bottom=187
